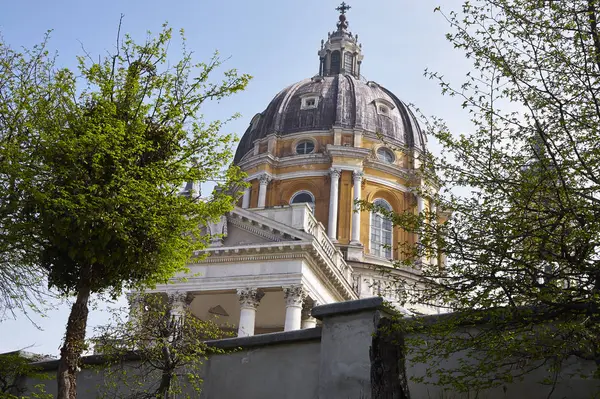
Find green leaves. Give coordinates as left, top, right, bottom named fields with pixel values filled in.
left=375, top=0, right=600, bottom=392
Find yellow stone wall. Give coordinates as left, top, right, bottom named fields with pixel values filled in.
left=239, top=132, right=423, bottom=261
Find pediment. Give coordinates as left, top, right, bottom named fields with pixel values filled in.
left=207, top=207, right=311, bottom=248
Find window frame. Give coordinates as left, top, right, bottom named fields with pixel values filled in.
left=370, top=199, right=393, bottom=259
left=376, top=147, right=395, bottom=164
left=295, top=140, right=316, bottom=155
left=290, top=190, right=316, bottom=212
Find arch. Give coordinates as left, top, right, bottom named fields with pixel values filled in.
left=370, top=198, right=393, bottom=259
left=290, top=190, right=316, bottom=212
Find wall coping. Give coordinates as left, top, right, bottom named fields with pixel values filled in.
left=26, top=328, right=323, bottom=372
left=206, top=326, right=322, bottom=350
left=312, top=297, right=385, bottom=320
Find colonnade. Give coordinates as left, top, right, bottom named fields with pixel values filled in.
left=240, top=169, right=364, bottom=244
left=127, top=284, right=318, bottom=338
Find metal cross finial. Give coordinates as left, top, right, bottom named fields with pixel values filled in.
left=336, top=2, right=351, bottom=15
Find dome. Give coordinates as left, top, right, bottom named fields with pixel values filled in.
left=233, top=74, right=426, bottom=163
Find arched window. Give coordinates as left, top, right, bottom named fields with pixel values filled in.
left=290, top=190, right=315, bottom=212
left=295, top=140, right=315, bottom=155
left=377, top=147, right=395, bottom=164
left=330, top=51, right=341, bottom=75
left=344, top=52, right=354, bottom=74
left=370, top=199, right=393, bottom=258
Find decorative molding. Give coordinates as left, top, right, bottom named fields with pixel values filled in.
left=283, top=285, right=307, bottom=307
left=167, top=290, right=193, bottom=306
left=352, top=170, right=364, bottom=182
left=325, top=144, right=371, bottom=159
left=364, top=174, right=409, bottom=193
left=258, top=174, right=272, bottom=185
left=227, top=216, right=285, bottom=243
left=237, top=287, right=265, bottom=309
left=329, top=168, right=342, bottom=179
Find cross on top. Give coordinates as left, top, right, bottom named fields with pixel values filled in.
left=336, top=2, right=351, bottom=15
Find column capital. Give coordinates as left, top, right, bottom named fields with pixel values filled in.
left=258, top=174, right=272, bottom=185
left=283, top=285, right=307, bottom=307
left=237, top=287, right=265, bottom=309
left=352, top=170, right=364, bottom=182
left=329, top=168, right=342, bottom=179
left=167, top=290, right=193, bottom=306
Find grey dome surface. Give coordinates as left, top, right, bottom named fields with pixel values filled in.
left=234, top=74, right=426, bottom=164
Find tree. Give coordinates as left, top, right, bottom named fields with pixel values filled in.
left=0, top=351, right=52, bottom=399
left=92, top=293, right=232, bottom=399
left=7, top=23, right=250, bottom=398
left=364, top=0, right=600, bottom=392
left=0, top=34, right=59, bottom=320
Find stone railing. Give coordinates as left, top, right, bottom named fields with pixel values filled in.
left=303, top=208, right=353, bottom=283
left=253, top=204, right=353, bottom=286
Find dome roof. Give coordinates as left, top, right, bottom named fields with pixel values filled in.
left=234, top=74, right=426, bottom=163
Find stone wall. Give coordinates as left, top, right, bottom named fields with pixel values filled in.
left=20, top=298, right=600, bottom=398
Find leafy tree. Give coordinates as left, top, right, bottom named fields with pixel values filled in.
left=0, top=351, right=52, bottom=399
left=0, top=35, right=59, bottom=320
left=6, top=23, right=250, bottom=398
left=363, top=0, right=600, bottom=392
left=92, top=293, right=232, bottom=399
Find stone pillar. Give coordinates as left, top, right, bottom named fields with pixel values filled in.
left=327, top=168, right=341, bottom=241
left=350, top=171, right=363, bottom=244
left=283, top=285, right=306, bottom=331
left=257, top=174, right=271, bottom=209
left=242, top=187, right=251, bottom=209
left=301, top=301, right=318, bottom=329
left=168, top=291, right=191, bottom=325
left=236, top=288, right=265, bottom=337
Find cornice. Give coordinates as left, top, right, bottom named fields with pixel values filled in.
left=364, top=158, right=412, bottom=181
left=325, top=144, right=371, bottom=159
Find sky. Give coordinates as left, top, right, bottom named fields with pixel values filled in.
left=0, top=0, right=473, bottom=356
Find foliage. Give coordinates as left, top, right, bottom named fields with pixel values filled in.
left=92, top=293, right=233, bottom=398
left=0, top=352, right=52, bottom=399
left=2, top=21, right=250, bottom=398
left=0, top=34, right=59, bottom=320
left=363, top=0, right=600, bottom=393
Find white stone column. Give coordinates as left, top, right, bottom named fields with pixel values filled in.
left=283, top=285, right=306, bottom=331
left=301, top=301, right=318, bottom=329
left=242, top=187, right=251, bottom=209
left=236, top=288, right=264, bottom=337
left=327, top=168, right=341, bottom=241
left=350, top=171, right=363, bottom=244
left=257, top=174, right=271, bottom=209
left=168, top=291, right=191, bottom=326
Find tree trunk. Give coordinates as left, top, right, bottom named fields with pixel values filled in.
left=56, top=281, right=92, bottom=399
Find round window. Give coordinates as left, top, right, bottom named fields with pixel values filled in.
left=377, top=148, right=395, bottom=163
left=296, top=140, right=315, bottom=155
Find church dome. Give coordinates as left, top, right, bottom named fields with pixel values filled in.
left=234, top=75, right=426, bottom=163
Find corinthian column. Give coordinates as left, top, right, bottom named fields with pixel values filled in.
left=236, top=288, right=265, bottom=337
left=328, top=168, right=341, bottom=241
left=283, top=285, right=306, bottom=331
left=257, top=174, right=271, bottom=209
left=350, top=171, right=363, bottom=244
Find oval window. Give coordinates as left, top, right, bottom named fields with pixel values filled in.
left=296, top=140, right=315, bottom=155
left=377, top=148, right=394, bottom=163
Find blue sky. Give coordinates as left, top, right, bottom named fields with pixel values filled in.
left=0, top=0, right=472, bottom=355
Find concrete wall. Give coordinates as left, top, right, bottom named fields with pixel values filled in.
left=20, top=298, right=600, bottom=399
